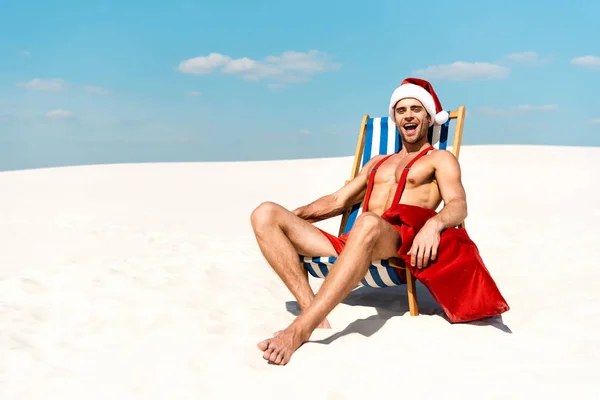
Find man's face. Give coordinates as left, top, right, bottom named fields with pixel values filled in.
left=393, top=98, right=431, bottom=144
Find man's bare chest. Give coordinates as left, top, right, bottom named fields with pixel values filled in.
left=371, top=154, right=435, bottom=188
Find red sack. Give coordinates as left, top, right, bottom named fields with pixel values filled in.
left=382, top=204, right=510, bottom=323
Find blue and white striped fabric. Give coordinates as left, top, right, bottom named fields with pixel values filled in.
left=300, top=116, right=450, bottom=288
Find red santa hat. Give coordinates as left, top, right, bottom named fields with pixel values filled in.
left=388, top=78, right=449, bottom=127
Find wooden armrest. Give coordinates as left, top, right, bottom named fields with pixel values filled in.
left=388, top=257, right=406, bottom=269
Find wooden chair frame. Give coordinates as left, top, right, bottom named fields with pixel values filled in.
left=337, top=106, right=467, bottom=316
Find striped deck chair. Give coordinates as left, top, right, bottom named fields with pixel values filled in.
left=300, top=106, right=467, bottom=317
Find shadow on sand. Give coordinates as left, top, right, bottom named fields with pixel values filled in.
left=285, top=282, right=511, bottom=345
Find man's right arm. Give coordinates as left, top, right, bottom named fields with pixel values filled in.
left=292, top=156, right=381, bottom=223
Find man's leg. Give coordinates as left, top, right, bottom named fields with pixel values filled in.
left=257, top=211, right=401, bottom=365
left=250, top=201, right=339, bottom=327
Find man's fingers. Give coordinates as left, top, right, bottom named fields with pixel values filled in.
left=431, top=244, right=438, bottom=262
left=410, top=245, right=417, bottom=266
left=416, top=245, right=424, bottom=269
left=422, top=245, right=431, bottom=268
left=419, top=246, right=428, bottom=269
left=411, top=239, right=439, bottom=268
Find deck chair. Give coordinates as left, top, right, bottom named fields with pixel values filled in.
left=300, top=106, right=467, bottom=317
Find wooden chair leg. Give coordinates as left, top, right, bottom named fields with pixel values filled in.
left=406, top=268, right=419, bottom=316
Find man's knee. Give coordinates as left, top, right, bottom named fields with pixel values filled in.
left=251, top=201, right=284, bottom=231
left=352, top=212, right=382, bottom=242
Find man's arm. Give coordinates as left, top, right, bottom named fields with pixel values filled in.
left=293, top=156, right=382, bottom=223
left=408, top=151, right=467, bottom=269
left=428, top=151, right=468, bottom=231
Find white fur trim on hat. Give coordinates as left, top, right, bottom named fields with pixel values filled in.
left=389, top=84, right=449, bottom=127
left=435, top=110, right=449, bottom=125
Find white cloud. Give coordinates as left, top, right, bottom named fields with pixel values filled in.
left=17, top=78, right=66, bottom=92
left=17, top=50, right=31, bottom=56
left=506, top=51, right=552, bottom=65
left=590, top=119, right=600, bottom=125
left=177, top=50, right=341, bottom=83
left=413, top=61, right=510, bottom=81
left=177, top=53, right=231, bottom=74
left=223, top=57, right=258, bottom=74
left=83, top=85, right=110, bottom=94
left=570, top=55, right=600, bottom=70
left=46, top=109, right=72, bottom=119
left=299, top=129, right=311, bottom=135
left=186, top=91, right=202, bottom=96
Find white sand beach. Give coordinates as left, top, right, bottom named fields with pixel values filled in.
left=1, top=144, right=599, bottom=399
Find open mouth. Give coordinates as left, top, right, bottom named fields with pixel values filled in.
left=403, top=123, right=418, bottom=134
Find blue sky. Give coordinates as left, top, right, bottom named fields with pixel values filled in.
left=1, top=0, right=599, bottom=171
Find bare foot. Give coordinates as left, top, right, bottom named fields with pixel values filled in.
left=257, top=326, right=309, bottom=366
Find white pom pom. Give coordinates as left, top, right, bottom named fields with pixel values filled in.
left=435, top=110, right=449, bottom=125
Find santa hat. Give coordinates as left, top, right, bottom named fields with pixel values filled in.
left=388, top=78, right=449, bottom=127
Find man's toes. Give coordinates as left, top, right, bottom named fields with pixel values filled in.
left=257, top=339, right=270, bottom=351
left=263, top=343, right=277, bottom=361
left=282, top=352, right=292, bottom=365
left=268, top=347, right=281, bottom=363
left=274, top=350, right=285, bottom=365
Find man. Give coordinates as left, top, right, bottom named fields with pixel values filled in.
left=250, top=78, right=503, bottom=366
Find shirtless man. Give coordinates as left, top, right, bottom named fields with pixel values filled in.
left=250, top=78, right=468, bottom=366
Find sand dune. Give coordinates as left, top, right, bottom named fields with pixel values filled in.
left=1, top=144, right=599, bottom=399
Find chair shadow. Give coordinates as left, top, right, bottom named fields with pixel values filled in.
left=285, top=282, right=512, bottom=346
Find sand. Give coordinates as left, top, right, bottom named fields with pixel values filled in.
left=1, top=144, right=599, bottom=399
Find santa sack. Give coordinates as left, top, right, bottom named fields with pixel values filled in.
left=382, top=204, right=510, bottom=323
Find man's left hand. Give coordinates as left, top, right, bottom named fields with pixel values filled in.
left=407, top=220, right=441, bottom=269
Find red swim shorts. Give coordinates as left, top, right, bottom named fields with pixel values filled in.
left=317, top=228, right=349, bottom=255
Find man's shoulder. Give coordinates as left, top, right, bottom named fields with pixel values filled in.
left=429, top=149, right=462, bottom=179
left=429, top=149, right=459, bottom=164
left=429, top=148, right=455, bottom=157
